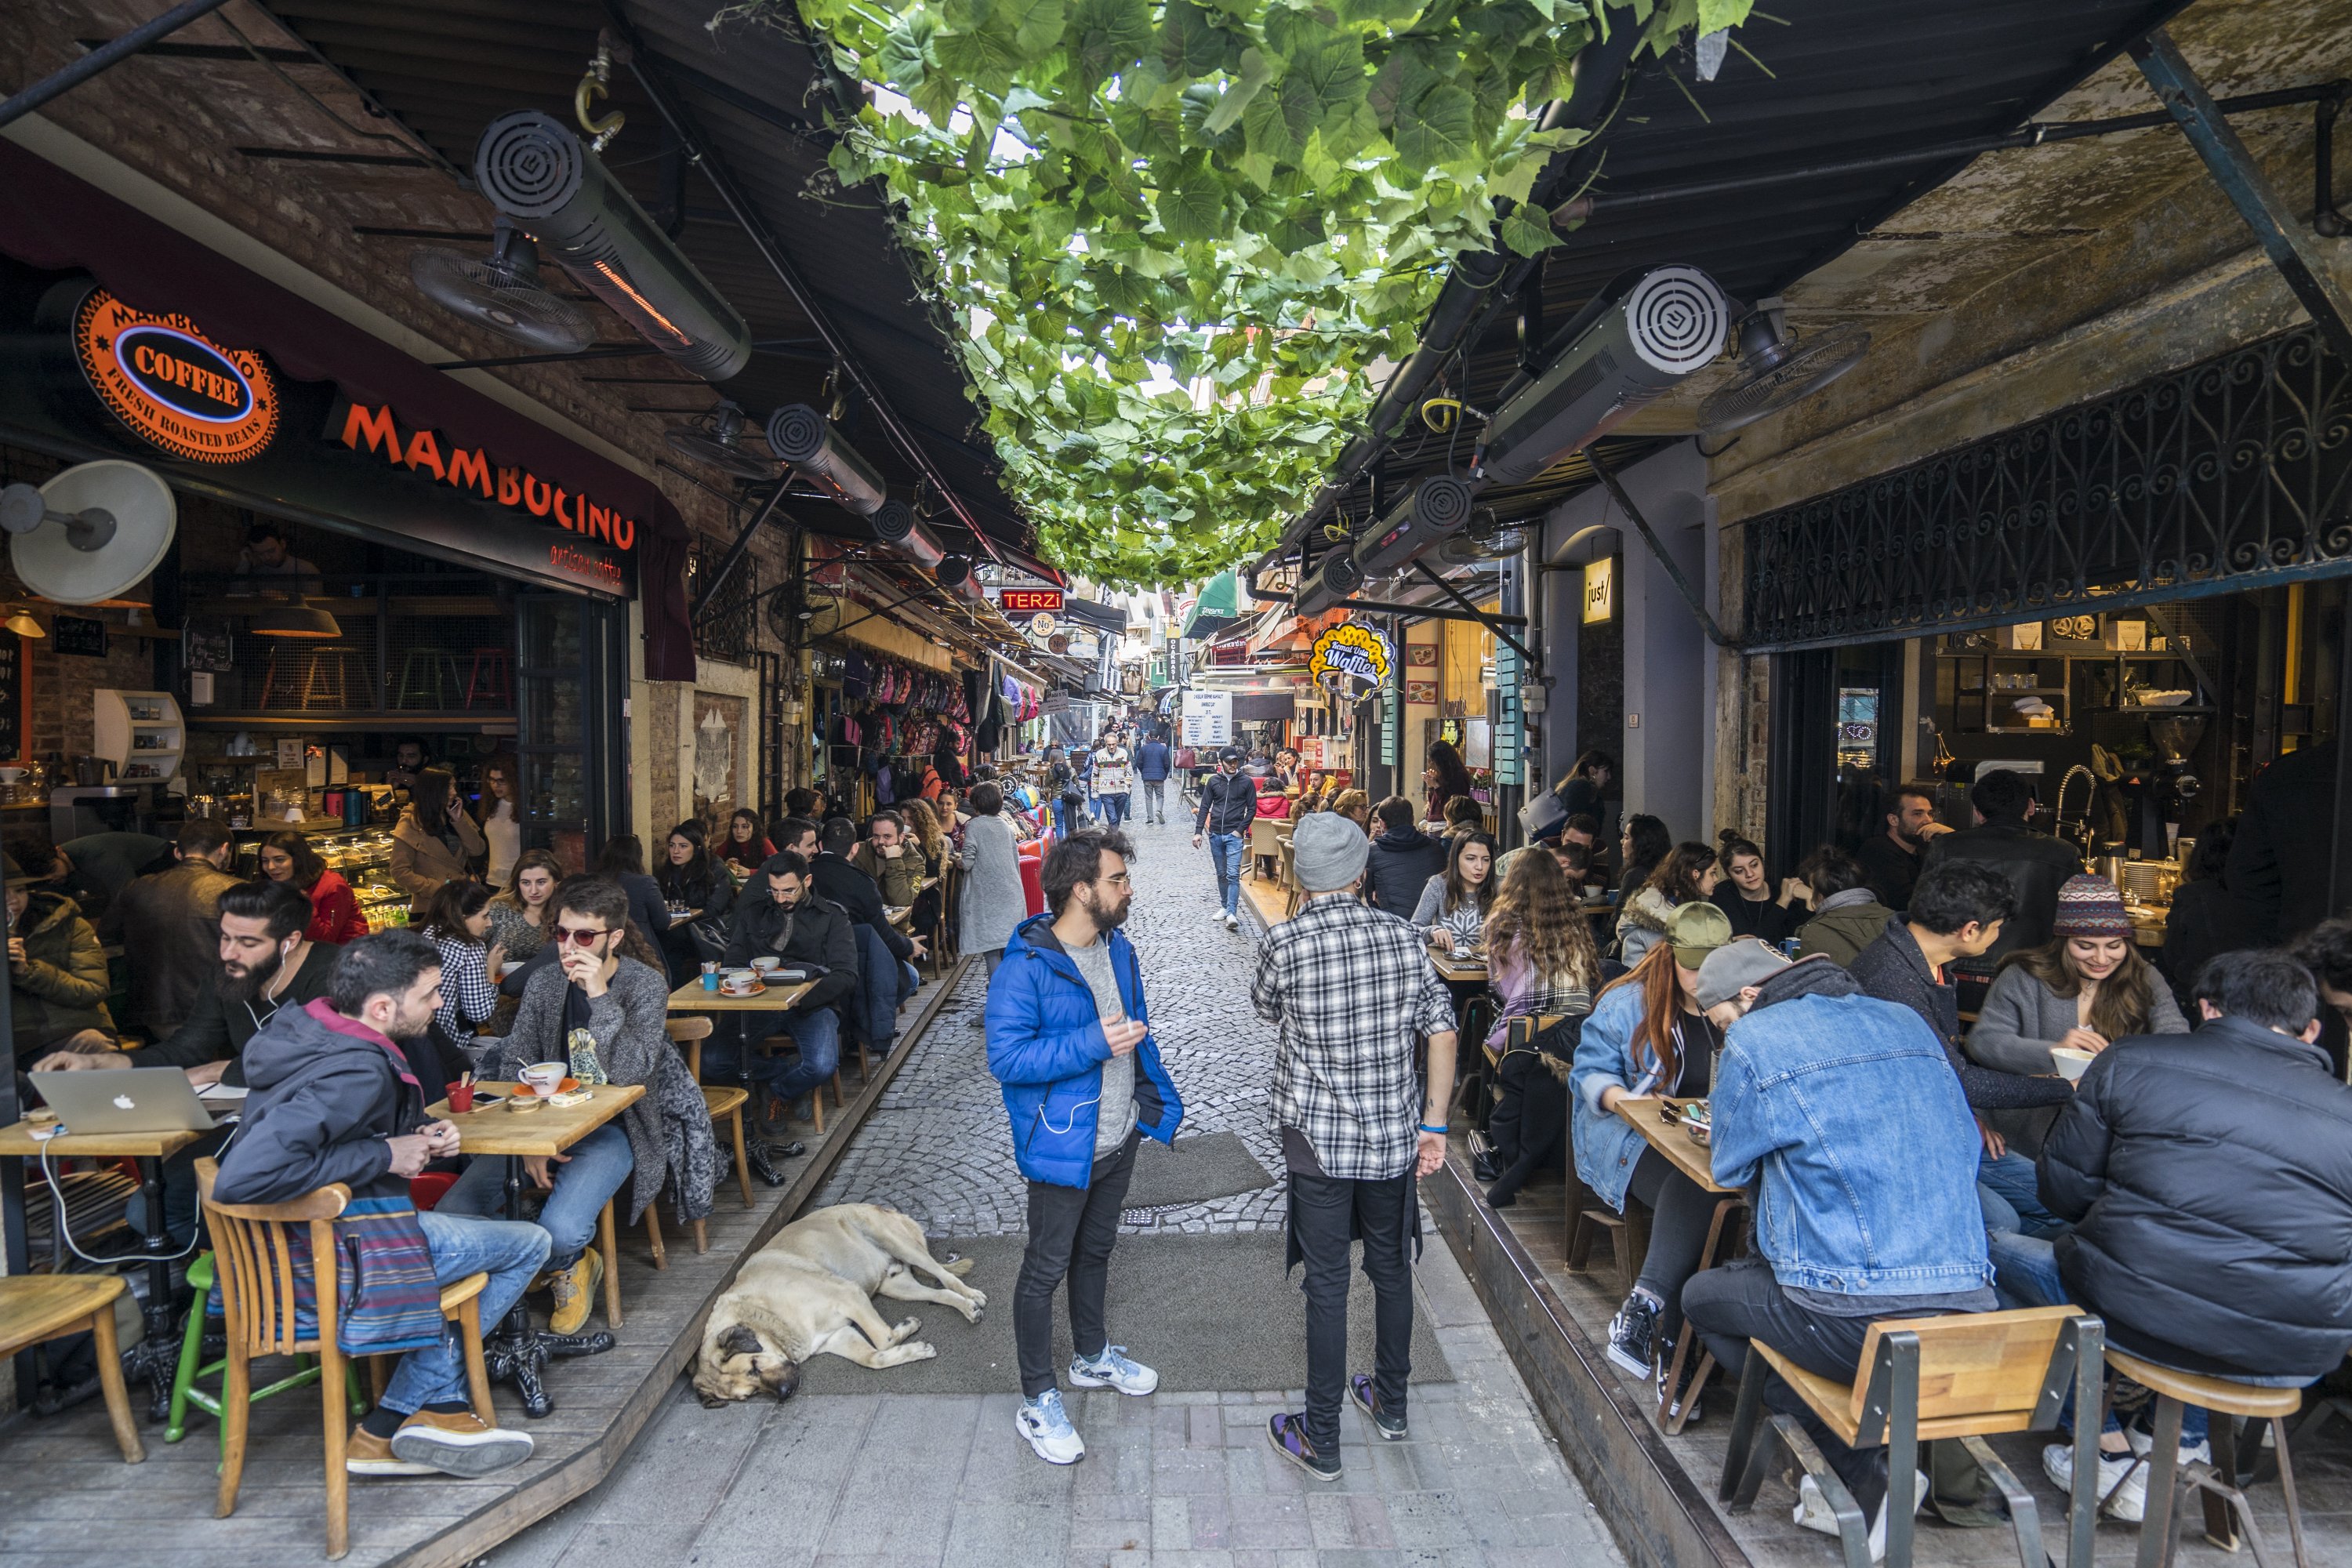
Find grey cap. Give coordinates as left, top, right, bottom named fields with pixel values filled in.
left=1693, top=937, right=1790, bottom=1011
left=1290, top=811, right=1370, bottom=892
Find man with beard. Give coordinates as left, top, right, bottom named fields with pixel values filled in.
left=35, top=879, right=343, bottom=1241
left=213, top=929, right=543, bottom=1478
left=987, top=828, right=1184, bottom=1465
left=719, top=849, right=858, bottom=1145
left=1855, top=786, right=1950, bottom=914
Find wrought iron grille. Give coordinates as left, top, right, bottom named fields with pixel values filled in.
left=1742, top=326, right=2352, bottom=651
left=686, top=536, right=761, bottom=666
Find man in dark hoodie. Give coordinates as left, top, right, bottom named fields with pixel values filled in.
left=804, top=817, right=921, bottom=1051
left=212, top=930, right=544, bottom=1479
left=1361, top=795, right=1446, bottom=918
left=721, top=851, right=860, bottom=1137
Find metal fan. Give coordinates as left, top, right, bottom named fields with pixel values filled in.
left=769, top=590, right=847, bottom=641
left=1697, top=299, right=1870, bottom=436
left=410, top=219, right=593, bottom=354
left=663, top=401, right=775, bottom=480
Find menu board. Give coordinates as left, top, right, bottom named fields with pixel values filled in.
left=0, top=633, right=26, bottom=764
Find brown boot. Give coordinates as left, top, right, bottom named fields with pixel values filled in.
left=547, top=1247, right=603, bottom=1335
left=346, top=1424, right=436, bottom=1476
left=388, top=1409, right=534, bottom=1478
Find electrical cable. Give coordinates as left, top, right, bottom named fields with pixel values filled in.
left=37, top=1129, right=220, bottom=1268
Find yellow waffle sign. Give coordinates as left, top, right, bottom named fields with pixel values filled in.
left=1308, top=622, right=1394, bottom=688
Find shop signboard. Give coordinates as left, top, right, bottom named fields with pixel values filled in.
left=1494, top=643, right=1523, bottom=785
left=71, top=289, right=279, bottom=465
left=1307, top=621, right=1393, bottom=689
left=0, top=633, right=27, bottom=764
left=1584, top=557, right=1617, bottom=623
left=1181, top=689, right=1232, bottom=748
left=999, top=587, right=1064, bottom=614
left=50, top=615, right=107, bottom=658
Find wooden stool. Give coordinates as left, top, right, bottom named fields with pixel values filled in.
left=0, top=1275, right=143, bottom=1463
left=2107, top=1348, right=2310, bottom=1568
left=464, top=646, right=512, bottom=709
left=1723, top=1305, right=2107, bottom=1568
left=706, top=1084, right=754, bottom=1209
left=1564, top=1174, right=1648, bottom=1298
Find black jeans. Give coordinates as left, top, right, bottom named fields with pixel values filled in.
left=1289, top=1166, right=1416, bottom=1453
left=1626, top=1149, right=1723, bottom=1341
left=1015, top=1131, right=1140, bottom=1398
left=1683, top=1258, right=1904, bottom=1517
left=1484, top=1053, right=1567, bottom=1207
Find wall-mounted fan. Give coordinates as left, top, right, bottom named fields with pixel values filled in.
left=410, top=219, right=593, bottom=355
left=0, top=460, right=176, bottom=604
left=1697, top=299, right=1870, bottom=436
left=664, top=401, right=775, bottom=480
left=771, top=589, right=848, bottom=643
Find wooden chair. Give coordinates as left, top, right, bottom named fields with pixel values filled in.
left=647, top=1018, right=753, bottom=1266
left=1720, top=1305, right=2107, bottom=1568
left=2107, top=1347, right=2310, bottom=1568
left=1564, top=1174, right=1648, bottom=1298
left=0, top=1275, right=143, bottom=1463
left=667, top=1016, right=714, bottom=1083
left=196, top=1158, right=495, bottom=1560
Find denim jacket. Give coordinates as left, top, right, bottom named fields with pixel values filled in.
left=1710, top=975, right=1991, bottom=1298
left=1568, top=982, right=1664, bottom=1211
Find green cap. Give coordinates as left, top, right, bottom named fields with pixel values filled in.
left=1665, top=901, right=1733, bottom=967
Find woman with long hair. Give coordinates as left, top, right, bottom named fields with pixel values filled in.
left=486, top=849, right=563, bottom=971
left=1423, top=739, right=1474, bottom=826
left=479, top=752, right=523, bottom=891
left=417, top=877, right=500, bottom=1058
left=655, top=819, right=735, bottom=985
left=717, top=807, right=772, bottom=873
left=593, top=833, right=673, bottom=956
left=1410, top=830, right=1497, bottom=952
left=1617, top=841, right=1721, bottom=967
left=902, top=797, right=951, bottom=943
left=1481, top=851, right=1605, bottom=1208
left=1709, top=829, right=1806, bottom=946
left=1617, top=813, right=1671, bottom=902
left=1332, top=788, right=1370, bottom=833
left=1973, top=874, right=2188, bottom=1075
left=389, top=766, right=485, bottom=907
left=1441, top=795, right=1486, bottom=837
left=2161, top=819, right=2252, bottom=1007
left=1570, top=906, right=1733, bottom=1405
left=257, top=829, right=368, bottom=945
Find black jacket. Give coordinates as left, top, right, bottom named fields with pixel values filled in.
left=811, top=853, right=915, bottom=960
left=124, top=940, right=343, bottom=1087
left=212, top=999, right=426, bottom=1206
left=1847, top=918, right=2072, bottom=1112
left=1853, top=832, right=1923, bottom=914
left=1921, top=820, right=2083, bottom=964
left=2227, top=739, right=2336, bottom=945
left=1711, top=885, right=1804, bottom=945
left=1192, top=769, right=1258, bottom=836
left=108, top=858, right=244, bottom=1039
left=1363, top=826, right=1446, bottom=914
left=2159, top=877, right=2259, bottom=1009
left=2040, top=1015, right=2352, bottom=1377
left=721, top=891, right=859, bottom=1014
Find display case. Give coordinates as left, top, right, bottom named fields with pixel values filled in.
left=228, top=819, right=410, bottom=931
left=92, top=689, right=185, bottom=786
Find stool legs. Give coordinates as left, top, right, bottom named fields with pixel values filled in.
left=2142, top=1394, right=2311, bottom=1568
left=597, top=1199, right=624, bottom=1328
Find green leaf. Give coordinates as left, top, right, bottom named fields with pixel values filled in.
left=1065, top=0, right=1152, bottom=92
left=1497, top=201, right=1559, bottom=255
left=1157, top=0, right=1229, bottom=77
left=1201, top=45, right=1274, bottom=136
left=1152, top=156, right=1226, bottom=242
left=1391, top=81, right=1475, bottom=170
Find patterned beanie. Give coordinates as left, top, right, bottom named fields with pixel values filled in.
left=2052, top=874, right=2130, bottom=938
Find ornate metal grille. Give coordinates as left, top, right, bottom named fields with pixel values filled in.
left=685, top=536, right=761, bottom=666
left=1742, top=326, right=2352, bottom=651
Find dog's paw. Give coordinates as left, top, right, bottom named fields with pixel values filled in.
left=964, top=1287, right=988, bottom=1308
left=906, top=1341, right=937, bottom=1361
left=960, top=1303, right=985, bottom=1324
left=892, top=1316, right=921, bottom=1343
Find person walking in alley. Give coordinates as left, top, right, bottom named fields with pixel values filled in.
left=1251, top=812, right=1458, bottom=1479
left=1092, top=729, right=1135, bottom=829
left=1192, top=744, right=1258, bottom=930
left=986, top=828, right=1185, bottom=1465
left=1134, top=728, right=1172, bottom=823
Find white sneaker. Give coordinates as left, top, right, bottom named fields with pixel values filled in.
left=1224, top=911, right=1240, bottom=930
left=1016, top=1388, right=1086, bottom=1465
left=1795, top=1469, right=1927, bottom=1563
left=1069, top=1345, right=1160, bottom=1396
left=2042, top=1441, right=2147, bottom=1520
left=2124, top=1421, right=2212, bottom=1466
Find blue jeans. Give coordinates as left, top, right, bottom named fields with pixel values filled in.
left=1051, top=799, right=1076, bottom=838
left=1098, top=793, right=1130, bottom=828
left=381, top=1210, right=548, bottom=1416
left=1977, top=1149, right=2067, bottom=1239
left=1207, top=832, right=1244, bottom=916
left=1987, top=1231, right=2210, bottom=1446
left=437, top=1123, right=633, bottom=1269
left=760, top=1005, right=841, bottom=1105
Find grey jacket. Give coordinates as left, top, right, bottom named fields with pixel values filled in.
left=957, top=811, right=1029, bottom=954
left=1968, top=960, right=2190, bottom=1075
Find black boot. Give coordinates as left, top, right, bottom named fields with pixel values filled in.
left=747, top=1141, right=802, bottom=1187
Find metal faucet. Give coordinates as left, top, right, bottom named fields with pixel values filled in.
left=2054, top=764, right=2096, bottom=850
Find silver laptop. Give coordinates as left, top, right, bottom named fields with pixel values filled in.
left=31, top=1069, right=220, bottom=1135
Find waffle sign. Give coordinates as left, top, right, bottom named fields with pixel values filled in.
left=1308, top=622, right=1393, bottom=688
left=72, top=289, right=279, bottom=464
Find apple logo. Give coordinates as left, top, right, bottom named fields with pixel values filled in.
left=112, top=1094, right=136, bottom=1110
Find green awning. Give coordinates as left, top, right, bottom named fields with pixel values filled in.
left=1180, top=568, right=1242, bottom=639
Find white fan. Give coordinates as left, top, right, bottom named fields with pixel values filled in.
left=0, top=460, right=177, bottom=604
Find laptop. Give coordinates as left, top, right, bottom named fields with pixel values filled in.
left=31, top=1069, right=222, bottom=1135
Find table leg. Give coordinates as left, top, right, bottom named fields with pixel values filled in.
left=478, top=1153, right=613, bottom=1419
left=123, top=1155, right=182, bottom=1421
left=1657, top=1196, right=1740, bottom=1437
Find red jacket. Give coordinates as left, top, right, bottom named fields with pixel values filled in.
left=305, top=868, right=369, bottom=945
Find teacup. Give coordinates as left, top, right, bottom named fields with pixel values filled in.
left=518, top=1062, right=567, bottom=1095
left=2050, top=1047, right=2096, bottom=1082
left=750, top=956, right=783, bottom=975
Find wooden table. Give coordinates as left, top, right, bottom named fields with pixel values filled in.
left=0, top=1120, right=209, bottom=1417
left=666, top=978, right=816, bottom=1013
left=1613, top=1095, right=1743, bottom=1434
left=1431, top=952, right=1490, bottom=985
left=420, top=1081, right=644, bottom=1417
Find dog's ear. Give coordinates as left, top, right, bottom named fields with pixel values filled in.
left=764, top=1357, right=802, bottom=1402
left=716, top=1324, right=764, bottom=1360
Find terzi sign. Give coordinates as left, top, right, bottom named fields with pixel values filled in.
left=998, top=586, right=1064, bottom=614
left=331, top=400, right=637, bottom=556
left=71, top=289, right=279, bottom=464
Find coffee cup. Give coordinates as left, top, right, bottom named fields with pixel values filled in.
left=499, top=960, right=524, bottom=979
left=518, top=1062, right=566, bottom=1095
left=446, top=1080, right=477, bottom=1113
left=750, top=956, right=782, bottom=975
left=2050, top=1047, right=2096, bottom=1082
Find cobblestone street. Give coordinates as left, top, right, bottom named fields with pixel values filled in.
left=493, top=811, right=1625, bottom=1568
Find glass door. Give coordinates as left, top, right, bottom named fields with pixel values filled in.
left=516, top=593, right=626, bottom=870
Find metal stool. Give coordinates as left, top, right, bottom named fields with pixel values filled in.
left=2108, top=1348, right=2310, bottom=1568
left=465, top=646, right=513, bottom=709
left=394, top=646, right=463, bottom=710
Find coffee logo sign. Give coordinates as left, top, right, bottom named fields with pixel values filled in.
left=72, top=289, right=278, bottom=464
left=1309, top=622, right=1393, bottom=688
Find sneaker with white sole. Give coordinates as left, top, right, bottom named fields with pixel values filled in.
left=1224, top=911, right=1240, bottom=930
left=1015, top=1388, right=1086, bottom=1465
left=1069, top=1345, right=1159, bottom=1396
left=1795, top=1468, right=1928, bottom=1563
left=1604, top=1289, right=1661, bottom=1378
left=2042, top=1441, right=2147, bottom=1520
left=386, top=1409, right=535, bottom=1479
left=2124, top=1418, right=2212, bottom=1466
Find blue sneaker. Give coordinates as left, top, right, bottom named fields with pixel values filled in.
left=1069, top=1345, right=1160, bottom=1396
left=1014, top=1388, right=1085, bottom=1465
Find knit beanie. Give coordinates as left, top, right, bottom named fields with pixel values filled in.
left=1291, top=811, right=1371, bottom=891
left=2052, top=874, right=2131, bottom=938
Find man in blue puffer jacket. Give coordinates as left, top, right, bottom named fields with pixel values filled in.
left=985, top=827, right=1185, bottom=1466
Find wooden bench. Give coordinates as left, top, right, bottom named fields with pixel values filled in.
left=1721, top=1304, right=2107, bottom=1568
left=2107, top=1347, right=2310, bottom=1568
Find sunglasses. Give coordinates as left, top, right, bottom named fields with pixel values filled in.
left=554, top=924, right=613, bottom=946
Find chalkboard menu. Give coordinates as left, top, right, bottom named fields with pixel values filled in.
left=52, top=615, right=107, bottom=658
left=0, top=633, right=26, bottom=764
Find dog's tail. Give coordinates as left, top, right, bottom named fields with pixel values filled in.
left=942, top=1256, right=976, bottom=1277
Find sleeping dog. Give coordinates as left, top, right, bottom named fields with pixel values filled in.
left=692, top=1203, right=986, bottom=1406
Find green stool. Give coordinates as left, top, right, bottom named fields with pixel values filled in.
left=166, top=1252, right=365, bottom=1448
left=394, top=647, right=463, bottom=710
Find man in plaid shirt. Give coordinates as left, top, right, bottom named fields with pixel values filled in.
left=1251, top=812, right=1459, bottom=1479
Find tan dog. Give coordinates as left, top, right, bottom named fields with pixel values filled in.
left=692, top=1203, right=985, bottom=1406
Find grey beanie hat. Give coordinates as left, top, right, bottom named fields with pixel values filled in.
left=1693, top=937, right=1791, bottom=1011
left=1291, top=811, right=1371, bottom=892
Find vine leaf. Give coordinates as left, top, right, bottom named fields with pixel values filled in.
left=1498, top=201, right=1560, bottom=256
